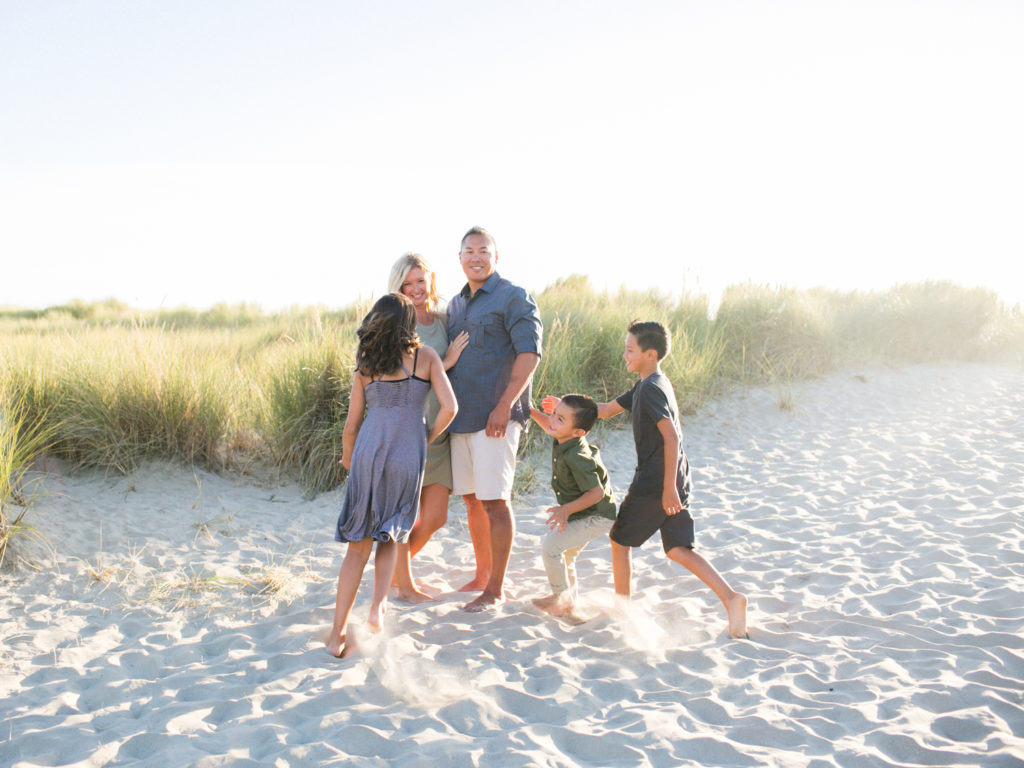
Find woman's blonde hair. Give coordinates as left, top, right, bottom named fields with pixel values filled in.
left=388, top=252, right=441, bottom=315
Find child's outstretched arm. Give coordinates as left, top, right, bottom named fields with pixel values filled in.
left=530, top=404, right=552, bottom=431
left=543, top=394, right=625, bottom=420
left=597, top=400, right=626, bottom=419
left=657, top=417, right=684, bottom=515
left=340, top=373, right=367, bottom=471
left=427, top=347, right=458, bottom=443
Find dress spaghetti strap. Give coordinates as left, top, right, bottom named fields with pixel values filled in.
left=373, top=350, right=419, bottom=382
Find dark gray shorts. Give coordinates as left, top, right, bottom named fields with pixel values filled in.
left=610, top=494, right=694, bottom=553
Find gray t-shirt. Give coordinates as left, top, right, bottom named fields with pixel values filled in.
left=615, top=372, right=691, bottom=503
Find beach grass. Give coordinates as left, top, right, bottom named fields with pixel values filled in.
left=0, top=386, right=59, bottom=568
left=1, top=279, right=1021, bottom=493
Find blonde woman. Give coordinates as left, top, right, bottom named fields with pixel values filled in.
left=387, top=253, right=469, bottom=602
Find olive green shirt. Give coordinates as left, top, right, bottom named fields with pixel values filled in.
left=551, top=436, right=617, bottom=522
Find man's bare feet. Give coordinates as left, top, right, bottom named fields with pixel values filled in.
left=532, top=592, right=573, bottom=618
left=457, top=575, right=490, bottom=593
left=462, top=590, right=503, bottom=612
left=726, top=592, right=748, bottom=638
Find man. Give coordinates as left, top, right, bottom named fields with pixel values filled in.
left=446, top=226, right=543, bottom=612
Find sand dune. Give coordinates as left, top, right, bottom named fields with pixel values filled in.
left=2, top=362, right=1022, bottom=767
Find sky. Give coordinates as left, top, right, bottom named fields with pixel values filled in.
left=2, top=0, right=1022, bottom=311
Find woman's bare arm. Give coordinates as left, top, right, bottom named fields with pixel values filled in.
left=426, top=347, right=457, bottom=443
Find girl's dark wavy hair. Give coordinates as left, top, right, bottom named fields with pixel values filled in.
left=355, top=292, right=419, bottom=377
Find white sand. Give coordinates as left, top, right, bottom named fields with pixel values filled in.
left=2, top=362, right=1023, bottom=767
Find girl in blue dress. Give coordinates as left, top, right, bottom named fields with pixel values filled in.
left=327, top=292, right=457, bottom=658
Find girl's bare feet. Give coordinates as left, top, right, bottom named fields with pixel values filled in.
left=327, top=633, right=357, bottom=658
left=326, top=636, right=344, bottom=658
left=367, top=601, right=388, bottom=633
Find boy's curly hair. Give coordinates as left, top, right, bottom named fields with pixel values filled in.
left=356, top=293, right=419, bottom=377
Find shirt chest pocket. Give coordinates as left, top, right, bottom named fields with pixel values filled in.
left=470, top=316, right=503, bottom=352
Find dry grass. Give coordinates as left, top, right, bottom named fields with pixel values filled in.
left=1, top=279, right=1020, bottom=499
left=0, top=387, right=58, bottom=569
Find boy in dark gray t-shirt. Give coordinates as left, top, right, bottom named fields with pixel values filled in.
left=594, top=320, right=748, bottom=639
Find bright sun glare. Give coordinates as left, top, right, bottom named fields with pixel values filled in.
left=1, top=1, right=1021, bottom=310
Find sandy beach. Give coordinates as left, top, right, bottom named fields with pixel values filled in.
left=2, top=362, right=1022, bottom=767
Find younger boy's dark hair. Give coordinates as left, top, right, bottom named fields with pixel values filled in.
left=561, top=394, right=598, bottom=433
left=628, top=320, right=671, bottom=360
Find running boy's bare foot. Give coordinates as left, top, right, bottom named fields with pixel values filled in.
left=532, top=592, right=573, bottom=618
left=605, top=594, right=631, bottom=620
left=726, top=592, right=748, bottom=638
left=462, top=590, right=503, bottom=612
left=457, top=574, right=490, bottom=593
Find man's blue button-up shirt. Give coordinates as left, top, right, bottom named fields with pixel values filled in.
left=446, top=272, right=543, bottom=434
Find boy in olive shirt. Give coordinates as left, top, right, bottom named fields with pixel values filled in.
left=529, top=394, right=616, bottom=619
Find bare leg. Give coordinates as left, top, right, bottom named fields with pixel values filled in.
left=392, top=543, right=422, bottom=603
left=368, top=540, right=399, bottom=632
left=409, top=484, right=450, bottom=558
left=462, top=498, right=514, bottom=612
left=327, top=539, right=373, bottom=657
left=393, top=484, right=450, bottom=603
left=666, top=546, right=747, bottom=638
left=611, top=539, right=632, bottom=600
left=458, top=494, right=491, bottom=592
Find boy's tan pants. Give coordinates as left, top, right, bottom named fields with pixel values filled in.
left=541, top=515, right=614, bottom=597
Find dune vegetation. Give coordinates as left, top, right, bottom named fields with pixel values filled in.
left=1, top=278, right=1021, bottom=509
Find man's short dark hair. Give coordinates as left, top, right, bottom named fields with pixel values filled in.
left=461, top=226, right=497, bottom=253
left=561, top=394, right=598, bottom=433
left=628, top=320, right=671, bottom=360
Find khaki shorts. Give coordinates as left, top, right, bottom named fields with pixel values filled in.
left=450, top=422, right=523, bottom=501
left=423, top=432, right=453, bottom=490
